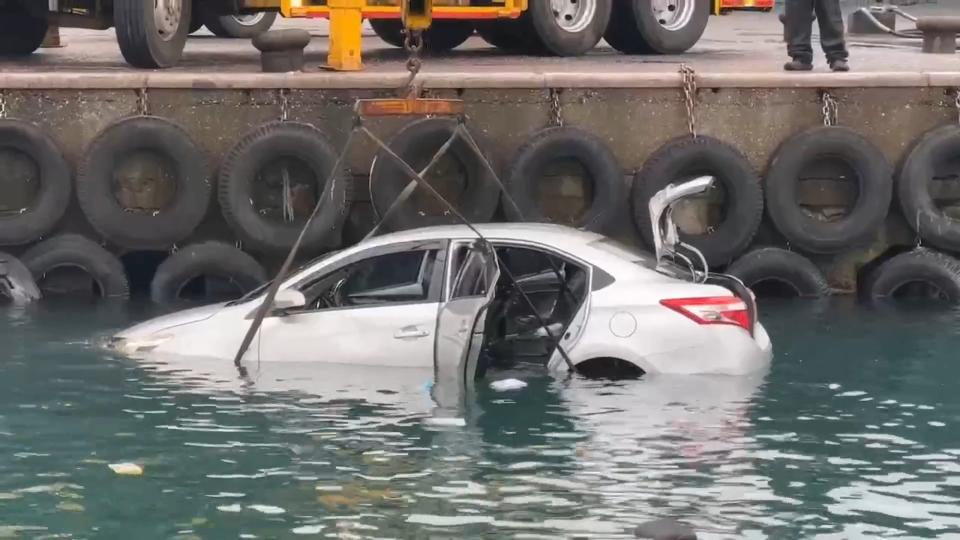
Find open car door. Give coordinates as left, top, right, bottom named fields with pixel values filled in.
left=433, top=241, right=501, bottom=409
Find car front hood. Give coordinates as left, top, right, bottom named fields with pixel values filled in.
left=114, top=302, right=229, bottom=339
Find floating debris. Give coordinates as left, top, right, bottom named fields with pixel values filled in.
left=490, top=379, right=528, bottom=392
left=108, top=463, right=144, bottom=476
left=248, top=504, right=285, bottom=515
left=292, top=525, right=324, bottom=534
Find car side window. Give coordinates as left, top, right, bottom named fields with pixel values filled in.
left=451, top=248, right=493, bottom=299
left=295, top=249, right=438, bottom=311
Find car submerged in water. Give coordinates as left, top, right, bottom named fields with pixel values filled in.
left=106, top=177, right=772, bottom=380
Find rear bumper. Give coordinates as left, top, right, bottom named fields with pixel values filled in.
left=644, top=323, right=772, bottom=375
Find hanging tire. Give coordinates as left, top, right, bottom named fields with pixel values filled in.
left=604, top=0, right=709, bottom=54
left=0, top=4, right=48, bottom=56
left=204, top=12, right=278, bottom=38
left=897, top=125, right=960, bottom=251
left=0, top=120, right=72, bottom=246
left=765, top=126, right=892, bottom=254
left=727, top=247, right=831, bottom=298
left=863, top=248, right=960, bottom=304
left=150, top=241, right=267, bottom=304
left=115, top=0, right=192, bottom=69
left=20, top=234, right=129, bottom=299
left=368, top=19, right=474, bottom=52
left=369, top=118, right=500, bottom=232
left=528, top=0, right=611, bottom=56
left=632, top=136, right=764, bottom=267
left=504, top=126, right=623, bottom=232
left=218, top=121, right=351, bottom=254
left=77, top=116, right=211, bottom=251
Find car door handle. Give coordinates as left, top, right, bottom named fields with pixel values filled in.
left=395, top=327, right=429, bottom=339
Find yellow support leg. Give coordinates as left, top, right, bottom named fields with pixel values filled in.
left=327, top=0, right=364, bottom=71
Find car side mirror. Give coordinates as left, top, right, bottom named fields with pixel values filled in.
left=272, top=289, right=306, bottom=310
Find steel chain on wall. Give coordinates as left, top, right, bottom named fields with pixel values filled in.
left=821, top=90, right=839, bottom=127
left=679, top=64, right=698, bottom=138
left=549, top=88, right=563, bottom=128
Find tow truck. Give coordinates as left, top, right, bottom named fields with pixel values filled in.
left=0, top=0, right=714, bottom=69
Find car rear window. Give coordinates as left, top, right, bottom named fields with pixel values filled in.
left=589, top=237, right=658, bottom=269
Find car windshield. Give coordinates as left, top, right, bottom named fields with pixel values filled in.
left=225, top=250, right=342, bottom=305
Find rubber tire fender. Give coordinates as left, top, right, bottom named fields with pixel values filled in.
left=78, top=116, right=211, bottom=251
left=528, top=0, right=612, bottom=56
left=0, top=120, right=72, bottom=246
left=218, top=121, right=351, bottom=254
left=632, top=135, right=764, bottom=267
left=115, top=0, right=192, bottom=68
left=0, top=6, right=48, bottom=56
left=204, top=12, right=278, bottom=38
left=605, top=0, right=709, bottom=54
left=369, top=118, right=500, bottom=231
left=20, top=234, right=130, bottom=299
left=765, top=126, right=892, bottom=254
left=726, top=247, right=831, bottom=297
left=504, top=126, right=624, bottom=232
left=863, top=248, right=960, bottom=304
left=150, top=241, right=267, bottom=304
left=897, top=125, right=960, bottom=251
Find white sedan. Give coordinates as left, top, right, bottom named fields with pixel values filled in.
left=107, top=178, right=772, bottom=381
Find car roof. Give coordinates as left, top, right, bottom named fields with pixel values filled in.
left=357, top=223, right=607, bottom=250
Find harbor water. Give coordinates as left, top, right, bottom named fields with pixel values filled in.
left=0, top=298, right=958, bottom=539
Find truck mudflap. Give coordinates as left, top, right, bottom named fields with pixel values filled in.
left=706, top=272, right=757, bottom=337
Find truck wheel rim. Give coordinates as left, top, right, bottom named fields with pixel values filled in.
left=154, top=0, right=183, bottom=41
left=652, top=0, right=695, bottom=31
left=551, top=0, right=597, bottom=33
left=232, top=13, right=267, bottom=26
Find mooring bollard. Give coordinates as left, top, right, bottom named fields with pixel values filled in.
left=916, top=16, right=960, bottom=54
left=635, top=518, right=698, bottom=540
left=252, top=29, right=312, bottom=73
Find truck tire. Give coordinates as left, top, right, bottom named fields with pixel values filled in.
left=369, top=19, right=474, bottom=52
left=528, top=0, right=612, bottom=56
left=0, top=5, right=48, bottom=56
left=475, top=16, right=545, bottom=53
left=115, top=0, right=192, bottom=69
left=604, top=0, right=709, bottom=54
left=204, top=12, right=278, bottom=38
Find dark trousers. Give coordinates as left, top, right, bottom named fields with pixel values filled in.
left=785, top=0, right=848, bottom=62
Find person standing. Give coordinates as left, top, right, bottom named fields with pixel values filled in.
left=783, top=0, right=850, bottom=72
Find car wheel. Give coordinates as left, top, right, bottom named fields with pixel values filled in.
left=528, top=0, right=611, bottom=56
left=0, top=4, right=48, bottom=56
left=205, top=11, right=278, bottom=38
left=115, top=0, right=192, bottom=68
left=605, top=0, right=709, bottom=54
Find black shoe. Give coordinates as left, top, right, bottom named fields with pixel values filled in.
left=784, top=59, right=813, bottom=71
left=830, top=59, right=850, bottom=72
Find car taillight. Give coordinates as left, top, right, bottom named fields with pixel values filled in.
left=660, top=296, right=751, bottom=332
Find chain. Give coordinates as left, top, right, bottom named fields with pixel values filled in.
left=137, top=87, right=149, bottom=116
left=548, top=89, right=563, bottom=128
left=279, top=88, right=289, bottom=122
left=955, top=88, right=960, bottom=125
left=401, top=29, right=424, bottom=98
left=679, top=64, right=697, bottom=138
left=0, top=91, right=6, bottom=119
left=820, top=90, right=839, bottom=126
